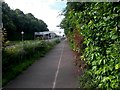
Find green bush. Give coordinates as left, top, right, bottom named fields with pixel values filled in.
left=60, top=2, right=120, bottom=89
left=2, top=40, right=59, bottom=86
left=54, top=39, right=61, bottom=44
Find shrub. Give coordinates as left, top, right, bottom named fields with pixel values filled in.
left=60, top=2, right=120, bottom=89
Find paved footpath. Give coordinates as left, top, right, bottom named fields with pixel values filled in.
left=4, top=40, right=78, bottom=88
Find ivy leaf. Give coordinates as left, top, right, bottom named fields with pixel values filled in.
left=113, top=14, right=118, bottom=17
left=88, top=20, right=93, bottom=25
left=115, top=63, right=120, bottom=70
left=111, top=35, right=118, bottom=40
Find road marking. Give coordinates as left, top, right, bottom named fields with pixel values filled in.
left=52, top=42, right=65, bottom=89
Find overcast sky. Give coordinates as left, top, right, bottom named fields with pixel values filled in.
left=4, top=0, right=67, bottom=35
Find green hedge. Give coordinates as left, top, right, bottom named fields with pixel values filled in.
left=2, top=39, right=60, bottom=86
left=60, top=2, right=120, bottom=89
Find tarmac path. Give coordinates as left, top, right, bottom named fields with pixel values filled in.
left=4, top=40, right=78, bottom=89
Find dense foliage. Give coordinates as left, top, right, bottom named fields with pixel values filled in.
left=2, top=2, right=49, bottom=41
left=2, top=39, right=60, bottom=86
left=60, top=2, right=120, bottom=89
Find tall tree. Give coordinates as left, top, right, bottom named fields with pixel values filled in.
left=2, top=2, right=49, bottom=40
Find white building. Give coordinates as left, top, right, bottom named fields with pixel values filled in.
left=34, top=31, right=56, bottom=39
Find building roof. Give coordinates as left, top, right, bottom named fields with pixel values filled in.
left=35, top=31, right=56, bottom=35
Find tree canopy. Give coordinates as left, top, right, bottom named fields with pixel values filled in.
left=2, top=2, right=49, bottom=41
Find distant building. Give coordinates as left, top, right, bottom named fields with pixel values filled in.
left=34, top=31, right=56, bottom=40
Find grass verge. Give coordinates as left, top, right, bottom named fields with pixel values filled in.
left=2, top=39, right=60, bottom=86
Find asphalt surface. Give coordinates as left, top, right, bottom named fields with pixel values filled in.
left=4, top=40, right=78, bottom=88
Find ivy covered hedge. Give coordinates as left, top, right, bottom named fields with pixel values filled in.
left=60, top=2, right=120, bottom=89
left=2, top=39, right=60, bottom=86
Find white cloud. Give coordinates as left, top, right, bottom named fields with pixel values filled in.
left=4, top=0, right=66, bottom=35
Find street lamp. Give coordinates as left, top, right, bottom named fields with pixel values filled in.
left=21, top=31, right=24, bottom=42
left=21, top=31, right=24, bottom=51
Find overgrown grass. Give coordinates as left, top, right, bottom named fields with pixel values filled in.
left=2, top=39, right=60, bottom=86
left=4, top=40, right=34, bottom=47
